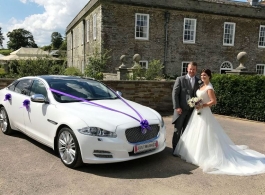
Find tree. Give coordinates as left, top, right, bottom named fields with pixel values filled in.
left=59, top=37, right=67, bottom=50
left=0, top=27, right=5, bottom=48
left=7, top=28, right=38, bottom=50
left=51, top=32, right=63, bottom=49
left=85, top=47, right=111, bottom=80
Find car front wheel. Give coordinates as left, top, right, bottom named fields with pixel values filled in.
left=0, top=107, right=13, bottom=135
left=57, top=127, right=83, bottom=168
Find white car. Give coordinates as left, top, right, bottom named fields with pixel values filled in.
left=0, top=76, right=166, bottom=168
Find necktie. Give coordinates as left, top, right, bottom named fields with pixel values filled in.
left=190, top=77, right=194, bottom=89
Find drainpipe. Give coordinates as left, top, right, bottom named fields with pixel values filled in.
left=71, top=30, right=73, bottom=67
left=83, top=19, right=86, bottom=73
left=164, top=11, right=170, bottom=76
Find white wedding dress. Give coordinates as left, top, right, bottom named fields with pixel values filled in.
left=174, top=84, right=265, bottom=176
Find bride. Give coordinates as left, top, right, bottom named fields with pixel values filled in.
left=174, top=69, right=265, bottom=176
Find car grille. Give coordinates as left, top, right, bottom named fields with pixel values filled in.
left=125, top=124, right=160, bottom=143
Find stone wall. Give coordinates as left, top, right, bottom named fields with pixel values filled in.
left=103, top=80, right=174, bottom=113
left=66, top=0, right=265, bottom=77
left=0, top=79, right=175, bottom=113
left=101, top=2, right=265, bottom=76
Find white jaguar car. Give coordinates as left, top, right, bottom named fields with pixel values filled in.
left=0, top=76, right=166, bottom=168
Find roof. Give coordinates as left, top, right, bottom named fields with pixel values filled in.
left=10, top=47, right=49, bottom=57
left=0, top=47, right=59, bottom=61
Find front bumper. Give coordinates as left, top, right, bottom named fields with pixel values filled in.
left=77, top=120, right=166, bottom=164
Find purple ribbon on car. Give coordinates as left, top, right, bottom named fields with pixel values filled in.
left=22, top=99, right=30, bottom=111
left=4, top=93, right=11, bottom=101
left=49, top=88, right=151, bottom=134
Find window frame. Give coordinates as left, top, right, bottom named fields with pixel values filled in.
left=220, top=61, right=233, bottom=74
left=258, top=25, right=265, bottom=48
left=181, top=61, right=190, bottom=76
left=135, top=13, right=149, bottom=40
left=183, top=18, right=197, bottom=44
left=93, top=14, right=97, bottom=41
left=86, top=19, right=90, bottom=43
left=139, top=60, right=149, bottom=69
left=81, top=24, right=84, bottom=45
left=256, top=64, right=265, bottom=75
left=14, top=79, right=34, bottom=96
left=223, top=22, right=236, bottom=46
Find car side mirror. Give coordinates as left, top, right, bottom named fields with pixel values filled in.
left=116, top=91, right=122, bottom=97
left=31, top=94, right=49, bottom=103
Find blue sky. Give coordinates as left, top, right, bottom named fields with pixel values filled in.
left=0, top=0, right=247, bottom=48
left=0, top=0, right=89, bottom=48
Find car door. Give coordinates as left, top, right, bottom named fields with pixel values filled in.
left=24, top=79, right=56, bottom=147
left=6, top=79, right=33, bottom=132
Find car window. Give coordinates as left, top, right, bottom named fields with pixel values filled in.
left=48, top=79, right=117, bottom=103
left=30, top=80, right=48, bottom=98
left=7, top=81, right=19, bottom=91
left=14, top=79, right=33, bottom=96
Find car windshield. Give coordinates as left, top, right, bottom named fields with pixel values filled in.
left=47, top=78, right=118, bottom=103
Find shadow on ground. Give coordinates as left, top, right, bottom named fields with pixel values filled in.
left=8, top=131, right=197, bottom=179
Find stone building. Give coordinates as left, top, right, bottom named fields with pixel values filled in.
left=66, top=0, right=265, bottom=77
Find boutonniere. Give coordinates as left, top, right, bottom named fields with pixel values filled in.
left=198, top=80, right=203, bottom=86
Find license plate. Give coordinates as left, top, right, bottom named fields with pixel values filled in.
left=134, top=141, right=158, bottom=154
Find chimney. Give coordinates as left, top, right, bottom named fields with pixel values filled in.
left=248, top=0, right=260, bottom=6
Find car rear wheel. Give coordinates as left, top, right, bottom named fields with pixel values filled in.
left=57, top=127, right=83, bottom=168
left=0, top=107, right=13, bottom=135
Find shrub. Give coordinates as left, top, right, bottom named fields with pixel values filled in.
left=85, top=47, right=111, bottom=80
left=0, top=68, right=6, bottom=77
left=211, top=74, right=265, bottom=121
left=145, top=59, right=164, bottom=80
left=64, top=67, right=83, bottom=76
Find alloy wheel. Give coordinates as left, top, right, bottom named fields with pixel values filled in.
left=0, top=109, right=8, bottom=133
left=58, top=130, right=76, bottom=165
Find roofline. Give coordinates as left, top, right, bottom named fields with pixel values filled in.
left=66, top=0, right=265, bottom=33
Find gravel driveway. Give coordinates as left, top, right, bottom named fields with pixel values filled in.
left=0, top=114, right=265, bottom=195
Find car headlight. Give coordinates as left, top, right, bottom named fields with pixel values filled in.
left=78, top=127, right=117, bottom=138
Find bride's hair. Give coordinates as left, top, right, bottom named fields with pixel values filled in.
left=201, top=69, right=212, bottom=79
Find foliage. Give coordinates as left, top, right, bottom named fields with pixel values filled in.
left=0, top=49, right=12, bottom=56
left=51, top=32, right=63, bottom=49
left=3, top=58, right=64, bottom=77
left=126, top=65, right=145, bottom=80
left=42, top=45, right=52, bottom=51
left=7, top=28, right=38, bottom=50
left=0, top=27, right=4, bottom=48
left=126, top=59, right=165, bottom=80
left=211, top=74, right=265, bottom=122
left=145, top=59, right=164, bottom=80
left=59, top=38, right=67, bottom=50
left=0, top=68, right=6, bottom=77
left=64, top=67, right=83, bottom=76
left=85, top=47, right=111, bottom=80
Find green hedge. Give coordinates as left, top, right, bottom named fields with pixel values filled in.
left=211, top=74, right=265, bottom=122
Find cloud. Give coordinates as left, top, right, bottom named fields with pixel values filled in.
left=4, top=0, right=89, bottom=48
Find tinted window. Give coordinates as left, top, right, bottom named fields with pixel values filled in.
left=14, top=79, right=33, bottom=96
left=30, top=80, right=48, bottom=98
left=48, top=79, right=117, bottom=103
left=7, top=81, right=19, bottom=91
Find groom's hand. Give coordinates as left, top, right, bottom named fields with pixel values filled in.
left=176, top=108, right=182, bottom=115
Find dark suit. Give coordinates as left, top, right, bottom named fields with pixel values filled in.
left=172, top=74, right=200, bottom=151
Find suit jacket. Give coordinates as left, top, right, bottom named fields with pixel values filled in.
left=172, top=74, right=200, bottom=124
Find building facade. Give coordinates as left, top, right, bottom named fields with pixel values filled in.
left=66, top=0, right=265, bottom=77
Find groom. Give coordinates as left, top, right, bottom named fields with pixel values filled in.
left=171, top=61, right=200, bottom=154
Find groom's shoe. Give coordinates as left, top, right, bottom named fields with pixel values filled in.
left=172, top=153, right=181, bottom=157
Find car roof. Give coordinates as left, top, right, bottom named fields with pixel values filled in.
left=37, top=75, right=95, bottom=82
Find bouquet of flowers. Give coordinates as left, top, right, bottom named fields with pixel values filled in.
left=187, top=97, right=203, bottom=115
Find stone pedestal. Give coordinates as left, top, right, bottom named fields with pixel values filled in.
left=226, top=51, right=256, bottom=75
